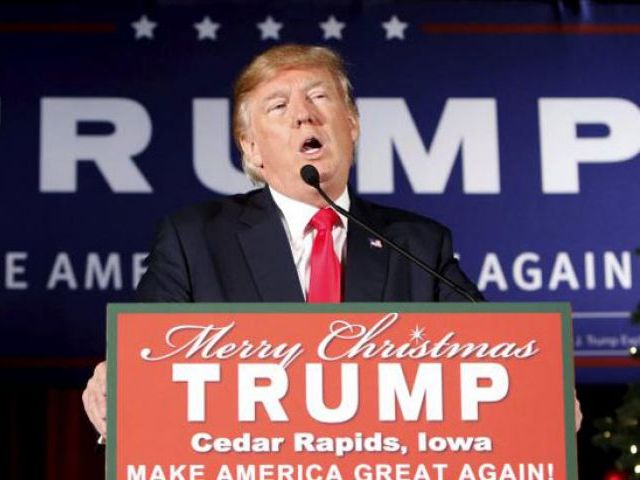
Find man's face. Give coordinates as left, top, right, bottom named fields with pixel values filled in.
left=240, top=67, right=359, bottom=203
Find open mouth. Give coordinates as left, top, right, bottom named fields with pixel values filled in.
left=300, top=136, right=323, bottom=155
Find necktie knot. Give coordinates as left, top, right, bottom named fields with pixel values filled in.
left=310, top=208, right=340, bottom=232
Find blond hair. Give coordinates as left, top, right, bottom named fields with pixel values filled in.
left=232, top=44, right=358, bottom=182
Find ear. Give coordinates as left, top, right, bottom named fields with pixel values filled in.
left=240, top=134, right=263, bottom=169
left=348, top=113, right=360, bottom=144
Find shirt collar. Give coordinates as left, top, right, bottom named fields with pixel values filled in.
left=269, top=186, right=350, bottom=240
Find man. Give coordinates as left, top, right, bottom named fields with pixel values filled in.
left=134, top=44, right=481, bottom=304
left=83, top=44, right=578, bottom=437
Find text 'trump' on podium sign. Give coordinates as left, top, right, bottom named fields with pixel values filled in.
left=107, top=303, right=577, bottom=480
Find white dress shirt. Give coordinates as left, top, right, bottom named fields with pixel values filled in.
left=270, top=187, right=350, bottom=299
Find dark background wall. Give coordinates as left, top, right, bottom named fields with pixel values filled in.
left=1, top=0, right=639, bottom=478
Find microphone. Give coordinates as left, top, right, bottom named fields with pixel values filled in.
left=300, top=164, right=478, bottom=303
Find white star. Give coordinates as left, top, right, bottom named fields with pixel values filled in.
left=257, top=15, right=283, bottom=40
left=194, top=16, right=220, bottom=41
left=319, top=15, right=345, bottom=40
left=131, top=14, right=157, bottom=40
left=409, top=326, right=425, bottom=344
left=382, top=15, right=408, bottom=40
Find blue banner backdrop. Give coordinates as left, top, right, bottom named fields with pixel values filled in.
left=1, top=1, right=639, bottom=382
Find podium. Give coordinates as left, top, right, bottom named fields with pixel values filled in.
left=107, top=303, right=578, bottom=480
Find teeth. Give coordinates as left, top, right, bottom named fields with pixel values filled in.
left=301, top=137, right=322, bottom=154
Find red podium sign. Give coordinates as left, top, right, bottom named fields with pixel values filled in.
left=107, top=303, right=577, bottom=480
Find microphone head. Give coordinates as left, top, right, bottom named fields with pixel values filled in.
left=300, top=164, right=320, bottom=188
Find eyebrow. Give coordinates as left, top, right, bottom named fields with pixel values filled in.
left=260, top=79, right=330, bottom=105
left=304, top=79, right=326, bottom=91
left=262, top=89, right=289, bottom=104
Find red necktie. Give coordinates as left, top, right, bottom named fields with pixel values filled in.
left=307, top=208, right=341, bottom=303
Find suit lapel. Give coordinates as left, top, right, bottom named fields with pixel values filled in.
left=343, top=194, right=389, bottom=301
left=237, top=189, right=305, bottom=302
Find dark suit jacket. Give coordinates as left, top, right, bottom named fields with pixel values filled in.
left=136, top=187, right=483, bottom=302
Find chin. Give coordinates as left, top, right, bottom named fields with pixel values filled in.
left=317, top=170, right=335, bottom=185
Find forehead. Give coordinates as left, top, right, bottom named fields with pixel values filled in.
left=250, top=67, right=339, bottom=99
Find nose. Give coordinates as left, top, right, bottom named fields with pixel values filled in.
left=291, top=98, right=317, bottom=127
left=295, top=112, right=313, bottom=126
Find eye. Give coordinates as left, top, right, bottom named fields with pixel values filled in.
left=268, top=102, right=286, bottom=113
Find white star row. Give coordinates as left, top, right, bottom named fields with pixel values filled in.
left=131, top=14, right=408, bottom=41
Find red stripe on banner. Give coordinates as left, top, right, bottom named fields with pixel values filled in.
left=0, top=23, right=116, bottom=33
left=575, top=357, right=640, bottom=368
left=46, top=389, right=104, bottom=480
left=422, top=23, right=640, bottom=35
left=0, top=357, right=101, bottom=368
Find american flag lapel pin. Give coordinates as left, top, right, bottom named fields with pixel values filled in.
left=369, top=238, right=383, bottom=249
